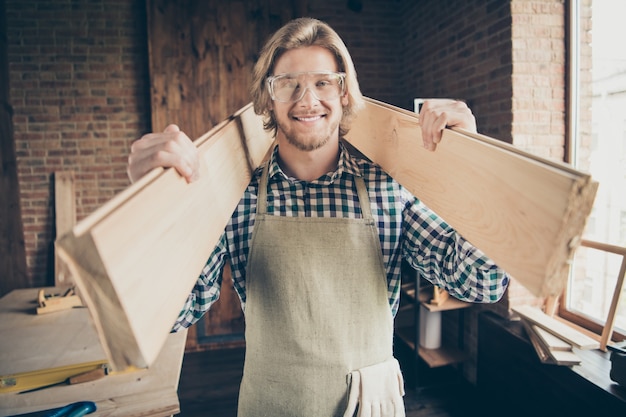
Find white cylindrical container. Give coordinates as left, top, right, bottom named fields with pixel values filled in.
left=418, top=304, right=442, bottom=349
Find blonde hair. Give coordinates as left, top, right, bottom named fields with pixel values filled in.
left=250, top=17, right=365, bottom=137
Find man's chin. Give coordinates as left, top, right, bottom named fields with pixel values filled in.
left=281, top=131, right=329, bottom=152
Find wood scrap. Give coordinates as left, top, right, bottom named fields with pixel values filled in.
left=513, top=305, right=599, bottom=350
left=521, top=319, right=581, bottom=366
left=532, top=324, right=572, bottom=352
left=54, top=171, right=76, bottom=286
left=430, top=286, right=449, bottom=306
left=521, top=319, right=553, bottom=364
left=549, top=349, right=582, bottom=366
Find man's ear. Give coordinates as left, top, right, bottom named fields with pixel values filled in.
left=341, top=93, right=349, bottom=107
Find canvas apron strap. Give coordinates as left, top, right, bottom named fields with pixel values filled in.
left=237, top=164, right=394, bottom=417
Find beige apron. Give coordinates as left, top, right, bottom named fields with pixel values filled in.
left=237, top=162, right=395, bottom=417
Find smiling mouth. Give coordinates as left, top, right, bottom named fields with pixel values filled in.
left=293, top=114, right=324, bottom=122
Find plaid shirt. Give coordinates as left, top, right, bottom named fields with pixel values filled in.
left=172, top=141, right=509, bottom=330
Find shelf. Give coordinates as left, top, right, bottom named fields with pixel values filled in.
left=395, top=326, right=469, bottom=368
left=418, top=345, right=469, bottom=368
left=397, top=266, right=471, bottom=379
left=401, top=281, right=472, bottom=312
left=401, top=281, right=416, bottom=300
left=421, top=296, right=472, bottom=312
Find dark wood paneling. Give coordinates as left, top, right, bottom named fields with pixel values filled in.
left=147, top=0, right=308, bottom=139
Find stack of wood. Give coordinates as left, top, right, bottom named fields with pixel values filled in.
left=513, top=305, right=600, bottom=366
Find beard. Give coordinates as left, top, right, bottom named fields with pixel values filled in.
left=275, top=112, right=341, bottom=152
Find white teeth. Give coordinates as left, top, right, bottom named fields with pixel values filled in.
left=296, top=115, right=322, bottom=122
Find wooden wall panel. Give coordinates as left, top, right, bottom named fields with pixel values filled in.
left=147, top=0, right=307, bottom=138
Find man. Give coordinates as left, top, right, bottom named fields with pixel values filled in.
left=128, top=17, right=509, bottom=417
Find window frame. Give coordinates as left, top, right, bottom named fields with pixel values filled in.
left=558, top=0, right=626, bottom=344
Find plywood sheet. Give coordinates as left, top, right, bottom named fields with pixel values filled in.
left=57, top=98, right=596, bottom=371
left=345, top=98, right=598, bottom=297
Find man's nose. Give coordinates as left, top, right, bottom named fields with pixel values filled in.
left=295, top=86, right=319, bottom=103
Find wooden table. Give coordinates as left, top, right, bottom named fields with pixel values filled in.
left=0, top=288, right=187, bottom=417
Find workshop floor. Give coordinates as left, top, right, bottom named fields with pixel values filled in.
left=177, top=346, right=486, bottom=417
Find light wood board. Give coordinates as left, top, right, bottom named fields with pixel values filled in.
left=54, top=171, right=76, bottom=286
left=532, top=323, right=573, bottom=352
left=57, top=103, right=274, bottom=371
left=345, top=98, right=598, bottom=298
left=521, top=319, right=581, bottom=366
left=57, top=98, right=596, bottom=370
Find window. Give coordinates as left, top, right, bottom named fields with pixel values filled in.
left=562, top=0, right=626, bottom=342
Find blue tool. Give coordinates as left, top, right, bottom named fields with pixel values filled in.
left=43, top=401, right=96, bottom=417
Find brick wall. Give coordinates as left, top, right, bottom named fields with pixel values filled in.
left=400, top=0, right=514, bottom=141
left=306, top=0, right=405, bottom=107
left=7, top=0, right=151, bottom=285
left=504, top=0, right=569, bottom=310
left=396, top=0, right=569, bottom=382
left=510, top=0, right=566, bottom=160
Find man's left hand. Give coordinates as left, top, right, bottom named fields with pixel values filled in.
left=418, top=99, right=477, bottom=151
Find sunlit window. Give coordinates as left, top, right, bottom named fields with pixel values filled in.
left=566, top=0, right=626, bottom=339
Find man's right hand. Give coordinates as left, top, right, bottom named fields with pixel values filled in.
left=127, top=124, right=200, bottom=183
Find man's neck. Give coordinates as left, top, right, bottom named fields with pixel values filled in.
left=276, top=138, right=341, bottom=182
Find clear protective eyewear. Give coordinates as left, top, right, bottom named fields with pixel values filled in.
left=266, top=71, right=346, bottom=103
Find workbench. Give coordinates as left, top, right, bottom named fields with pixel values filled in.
left=0, top=288, right=187, bottom=417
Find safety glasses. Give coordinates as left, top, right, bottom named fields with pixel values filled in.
left=266, top=71, right=346, bottom=103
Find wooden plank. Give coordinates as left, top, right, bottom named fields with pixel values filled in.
left=532, top=324, right=573, bottom=352
left=345, top=98, right=598, bottom=298
left=521, top=319, right=581, bottom=366
left=57, top=103, right=274, bottom=371
left=57, top=98, right=597, bottom=371
left=513, top=305, right=600, bottom=350
left=520, top=319, right=553, bottom=363
left=549, top=349, right=582, bottom=366
left=54, top=171, right=76, bottom=286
